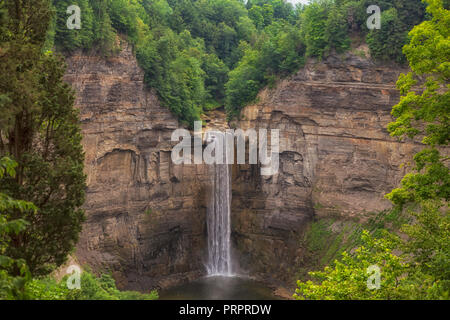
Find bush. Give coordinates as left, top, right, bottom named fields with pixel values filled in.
left=25, top=271, right=158, bottom=300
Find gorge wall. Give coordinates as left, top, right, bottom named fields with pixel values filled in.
left=64, top=43, right=418, bottom=290
left=64, top=43, right=209, bottom=290
left=232, top=53, right=419, bottom=284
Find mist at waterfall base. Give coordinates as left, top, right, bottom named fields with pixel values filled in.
left=160, top=138, right=277, bottom=300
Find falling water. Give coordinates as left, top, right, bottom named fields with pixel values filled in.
left=206, top=135, right=232, bottom=276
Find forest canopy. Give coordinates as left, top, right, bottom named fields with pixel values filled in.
left=47, top=0, right=428, bottom=124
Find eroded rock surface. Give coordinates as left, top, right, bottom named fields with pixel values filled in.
left=64, top=43, right=209, bottom=290
left=233, top=54, right=419, bottom=283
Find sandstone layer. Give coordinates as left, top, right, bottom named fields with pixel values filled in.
left=64, top=43, right=209, bottom=290
left=64, top=44, right=418, bottom=290
left=233, top=53, right=419, bottom=283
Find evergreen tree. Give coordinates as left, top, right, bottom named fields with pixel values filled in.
left=0, top=0, right=86, bottom=275
left=366, top=8, right=408, bottom=63
left=53, top=0, right=95, bottom=52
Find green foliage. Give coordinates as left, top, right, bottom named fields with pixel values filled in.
left=0, top=0, right=86, bottom=276
left=52, top=0, right=119, bottom=55
left=295, top=201, right=449, bottom=300
left=366, top=0, right=426, bottom=63
left=386, top=0, right=449, bottom=207
left=295, top=230, right=405, bottom=300
left=324, top=3, right=351, bottom=54
left=48, top=0, right=427, bottom=121
left=25, top=271, right=158, bottom=300
left=366, top=8, right=407, bottom=64
left=295, top=0, right=449, bottom=300
left=296, top=210, right=403, bottom=281
left=48, top=0, right=301, bottom=123
left=401, top=201, right=450, bottom=295
left=203, top=53, right=229, bottom=102
left=301, top=1, right=330, bottom=58
left=225, top=21, right=305, bottom=117
left=107, top=0, right=145, bottom=42
left=225, top=45, right=264, bottom=118
left=0, top=157, right=36, bottom=300
left=135, top=29, right=205, bottom=126
left=53, top=0, right=95, bottom=52
left=91, top=0, right=119, bottom=55
left=0, top=157, right=155, bottom=300
left=300, top=0, right=425, bottom=61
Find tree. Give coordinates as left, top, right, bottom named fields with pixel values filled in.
left=386, top=1, right=449, bottom=294
left=301, top=0, right=330, bottom=58
left=202, top=53, right=229, bottom=102
left=107, top=0, right=144, bottom=41
left=248, top=5, right=265, bottom=29
left=294, top=0, right=449, bottom=300
left=0, top=0, right=86, bottom=276
left=225, top=19, right=306, bottom=118
left=90, top=0, right=118, bottom=55
left=325, top=4, right=350, bottom=54
left=294, top=209, right=448, bottom=300
left=294, top=231, right=409, bottom=300
left=365, top=0, right=426, bottom=63
left=24, top=270, right=158, bottom=300
left=0, top=157, right=36, bottom=300
left=366, top=8, right=408, bottom=64
left=400, top=201, right=450, bottom=297
left=225, top=45, right=264, bottom=117
left=386, top=0, right=449, bottom=206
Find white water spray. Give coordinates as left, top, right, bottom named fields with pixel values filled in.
left=206, top=133, right=232, bottom=276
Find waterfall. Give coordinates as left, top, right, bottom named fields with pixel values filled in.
left=206, top=135, right=232, bottom=276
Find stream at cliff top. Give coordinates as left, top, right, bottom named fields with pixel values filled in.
left=159, top=276, right=280, bottom=300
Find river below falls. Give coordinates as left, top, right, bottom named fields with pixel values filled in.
left=159, top=275, right=281, bottom=300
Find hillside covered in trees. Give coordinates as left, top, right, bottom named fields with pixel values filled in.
left=49, top=0, right=428, bottom=124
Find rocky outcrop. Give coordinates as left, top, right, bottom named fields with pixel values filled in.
left=64, top=43, right=209, bottom=290
left=64, top=43, right=418, bottom=290
left=233, top=53, right=419, bottom=283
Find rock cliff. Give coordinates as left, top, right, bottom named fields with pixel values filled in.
left=64, top=44, right=418, bottom=290
left=64, top=43, right=209, bottom=290
left=233, top=53, right=419, bottom=283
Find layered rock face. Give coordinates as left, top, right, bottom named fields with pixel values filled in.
left=233, top=54, right=418, bottom=283
left=64, top=43, right=209, bottom=290
left=64, top=44, right=418, bottom=289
